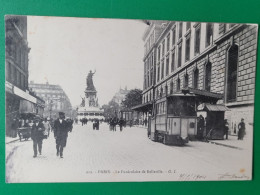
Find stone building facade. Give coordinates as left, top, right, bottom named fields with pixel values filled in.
left=29, top=82, right=72, bottom=118
left=112, top=87, right=130, bottom=105
left=5, top=16, right=45, bottom=137
left=142, top=21, right=258, bottom=134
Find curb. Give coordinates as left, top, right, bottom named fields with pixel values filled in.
left=5, top=138, right=20, bottom=144
left=208, top=141, right=243, bottom=150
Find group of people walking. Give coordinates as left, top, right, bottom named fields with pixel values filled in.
left=31, top=112, right=73, bottom=158
left=108, top=117, right=125, bottom=132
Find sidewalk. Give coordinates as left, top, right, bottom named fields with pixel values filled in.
left=5, top=136, right=20, bottom=144
left=207, top=132, right=252, bottom=150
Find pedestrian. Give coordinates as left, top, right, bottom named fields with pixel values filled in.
left=129, top=119, right=133, bottom=128
left=66, top=118, right=74, bottom=132
left=197, top=115, right=205, bottom=140
left=238, top=118, right=246, bottom=140
left=109, top=118, right=113, bottom=131
left=224, top=119, right=229, bottom=140
left=112, top=117, right=117, bottom=131
left=144, top=118, right=147, bottom=127
left=96, top=119, right=100, bottom=130
left=119, top=117, right=124, bottom=132
left=93, top=120, right=96, bottom=130
left=53, top=112, right=70, bottom=158
left=42, top=118, right=51, bottom=138
left=31, top=116, right=45, bottom=158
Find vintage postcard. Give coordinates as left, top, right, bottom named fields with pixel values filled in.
left=5, top=15, right=258, bottom=182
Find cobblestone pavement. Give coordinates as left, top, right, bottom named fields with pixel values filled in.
left=6, top=123, right=252, bottom=182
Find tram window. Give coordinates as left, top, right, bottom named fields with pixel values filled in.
left=167, top=97, right=196, bottom=116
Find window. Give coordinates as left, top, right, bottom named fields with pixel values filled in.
left=179, top=22, right=183, bottom=38
left=157, top=65, right=160, bottom=82
left=158, top=46, right=161, bottom=61
left=167, top=97, right=196, bottom=116
left=206, top=23, right=213, bottom=47
left=165, top=85, right=168, bottom=95
left=21, top=75, right=24, bottom=89
left=160, top=88, right=163, bottom=97
left=161, top=61, right=164, bottom=79
left=147, top=74, right=150, bottom=87
left=184, top=74, right=189, bottom=88
left=177, top=78, right=180, bottom=91
left=185, top=37, right=190, bottom=62
left=205, top=62, right=212, bottom=91
left=193, top=68, right=199, bottom=89
left=150, top=71, right=153, bottom=86
left=178, top=44, right=182, bottom=67
left=144, top=77, right=147, bottom=89
left=166, top=58, right=169, bottom=76
left=172, top=28, right=176, bottom=45
left=14, top=69, right=17, bottom=85
left=186, top=22, right=191, bottom=31
left=226, top=45, right=238, bottom=102
left=162, top=41, right=165, bottom=56
left=7, top=63, right=11, bottom=82
left=195, top=27, right=201, bottom=55
left=167, top=34, right=170, bottom=51
left=171, top=52, right=175, bottom=72
left=170, top=81, right=174, bottom=94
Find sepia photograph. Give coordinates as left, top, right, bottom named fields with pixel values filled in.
left=5, top=15, right=258, bottom=183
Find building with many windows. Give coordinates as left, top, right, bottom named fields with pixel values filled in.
left=141, top=20, right=257, bottom=134
left=29, top=81, right=72, bottom=118
left=5, top=16, right=45, bottom=137
left=111, top=87, right=130, bottom=106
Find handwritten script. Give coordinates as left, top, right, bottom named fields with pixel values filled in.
left=218, top=173, right=250, bottom=180
left=178, top=173, right=206, bottom=181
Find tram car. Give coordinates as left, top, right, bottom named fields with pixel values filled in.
left=148, top=88, right=226, bottom=145
left=149, top=92, right=197, bottom=145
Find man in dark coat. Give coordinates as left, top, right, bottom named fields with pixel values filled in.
left=118, top=118, right=124, bottom=132
left=238, top=118, right=246, bottom=140
left=197, top=115, right=205, bottom=140
left=31, top=117, right=45, bottom=158
left=53, top=112, right=69, bottom=158
left=224, top=119, right=229, bottom=140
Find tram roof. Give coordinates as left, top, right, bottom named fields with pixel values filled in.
left=198, top=103, right=230, bottom=112
left=181, top=88, right=223, bottom=100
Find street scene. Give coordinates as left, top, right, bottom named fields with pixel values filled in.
left=6, top=122, right=253, bottom=182
left=5, top=16, right=257, bottom=182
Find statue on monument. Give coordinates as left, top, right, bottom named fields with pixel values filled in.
left=86, top=70, right=96, bottom=91
left=80, top=96, right=85, bottom=107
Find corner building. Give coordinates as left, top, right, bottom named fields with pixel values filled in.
left=142, top=21, right=257, bottom=134
left=5, top=16, right=45, bottom=137
left=29, top=82, right=72, bottom=118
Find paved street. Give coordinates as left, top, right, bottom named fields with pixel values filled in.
left=6, top=123, right=252, bottom=182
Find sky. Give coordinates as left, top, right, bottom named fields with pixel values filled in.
left=27, top=16, right=147, bottom=107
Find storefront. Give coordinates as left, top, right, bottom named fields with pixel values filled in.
left=5, top=81, right=45, bottom=137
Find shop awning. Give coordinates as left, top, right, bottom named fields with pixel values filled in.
left=197, top=103, right=230, bottom=112
left=131, top=102, right=153, bottom=112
